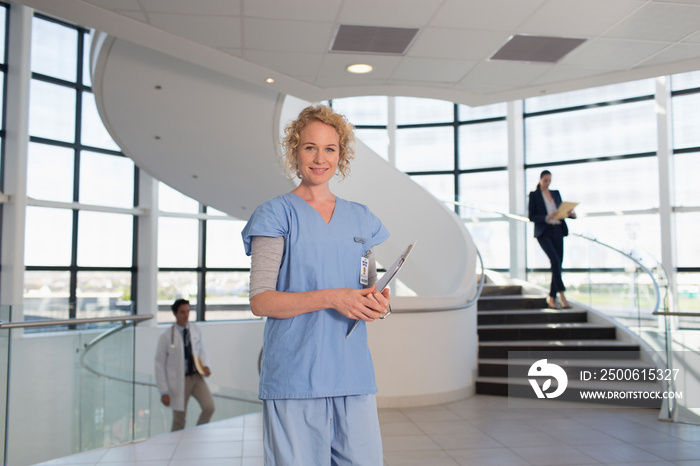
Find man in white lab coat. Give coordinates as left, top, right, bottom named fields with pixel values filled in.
left=154, top=299, right=215, bottom=431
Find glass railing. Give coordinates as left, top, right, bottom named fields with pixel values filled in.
left=447, top=201, right=700, bottom=422
left=0, top=309, right=261, bottom=466
left=0, top=306, right=9, bottom=466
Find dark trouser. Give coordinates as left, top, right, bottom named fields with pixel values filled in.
left=537, top=225, right=565, bottom=298
left=171, top=373, right=215, bottom=431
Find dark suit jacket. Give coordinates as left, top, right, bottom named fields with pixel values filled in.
left=528, top=189, right=569, bottom=238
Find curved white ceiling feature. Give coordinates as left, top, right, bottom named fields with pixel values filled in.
left=93, top=34, right=294, bottom=219
left=92, top=34, right=476, bottom=299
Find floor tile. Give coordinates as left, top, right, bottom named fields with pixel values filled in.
left=34, top=394, right=700, bottom=466
left=383, top=449, right=460, bottom=466
left=381, top=434, right=442, bottom=452
left=633, top=441, right=700, bottom=461
left=511, top=444, right=598, bottom=465
left=447, top=447, right=531, bottom=466
left=572, top=442, right=666, bottom=463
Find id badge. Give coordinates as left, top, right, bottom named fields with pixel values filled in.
left=360, top=256, right=369, bottom=286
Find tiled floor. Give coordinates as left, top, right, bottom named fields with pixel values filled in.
left=38, top=395, right=700, bottom=466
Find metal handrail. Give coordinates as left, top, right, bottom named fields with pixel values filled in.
left=0, top=314, right=153, bottom=329
left=79, top=315, right=261, bottom=405
left=465, top=247, right=486, bottom=308
left=446, top=199, right=670, bottom=316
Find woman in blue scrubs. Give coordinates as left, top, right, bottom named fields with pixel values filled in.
left=528, top=170, right=576, bottom=309
left=242, top=105, right=390, bottom=465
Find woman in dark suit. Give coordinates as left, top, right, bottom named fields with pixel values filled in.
left=528, top=170, right=576, bottom=309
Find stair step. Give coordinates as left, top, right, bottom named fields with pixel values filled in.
left=478, top=323, right=616, bottom=342
left=478, top=309, right=587, bottom=325
left=474, top=277, right=655, bottom=408
left=477, top=295, right=547, bottom=311
left=479, top=284, right=523, bottom=297
left=475, top=377, right=663, bottom=408
left=478, top=358, right=657, bottom=378
left=478, top=340, right=640, bottom=359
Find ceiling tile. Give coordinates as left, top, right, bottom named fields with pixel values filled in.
left=604, top=2, right=700, bottom=42
left=391, top=57, right=476, bottom=83
left=338, top=0, right=442, bottom=27
left=313, top=73, right=388, bottom=89
left=684, top=30, right=700, bottom=44
left=455, top=80, right=514, bottom=96
left=140, top=0, right=240, bottom=16
left=563, top=38, right=671, bottom=68
left=459, top=60, right=551, bottom=88
left=650, top=0, right=700, bottom=4
left=243, top=50, right=324, bottom=78
left=318, top=53, right=402, bottom=80
left=115, top=9, right=148, bottom=23
left=331, top=25, right=419, bottom=55
left=532, top=64, right=612, bottom=86
left=244, top=0, right=341, bottom=21
left=85, top=0, right=141, bottom=10
left=243, top=18, right=333, bottom=53
left=218, top=47, right=243, bottom=58
left=430, top=0, right=545, bottom=31
left=638, top=43, right=700, bottom=67
left=148, top=14, right=242, bottom=48
left=491, top=35, right=586, bottom=63
left=408, top=28, right=509, bottom=61
left=517, top=0, right=645, bottom=37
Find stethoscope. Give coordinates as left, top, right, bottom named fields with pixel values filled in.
left=170, top=325, right=190, bottom=349
left=170, top=326, right=177, bottom=348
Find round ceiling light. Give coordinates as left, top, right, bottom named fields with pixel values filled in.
left=346, top=64, right=373, bottom=74
left=265, top=77, right=275, bottom=83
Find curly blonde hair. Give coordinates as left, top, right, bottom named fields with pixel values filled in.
left=281, top=105, right=355, bottom=180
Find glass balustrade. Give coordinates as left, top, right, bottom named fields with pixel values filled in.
left=0, top=309, right=261, bottom=465
left=451, top=199, right=700, bottom=425
left=0, top=306, right=9, bottom=466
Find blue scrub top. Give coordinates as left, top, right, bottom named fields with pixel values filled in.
left=242, top=192, right=390, bottom=399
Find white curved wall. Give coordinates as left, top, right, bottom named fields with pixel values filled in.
left=92, top=35, right=478, bottom=406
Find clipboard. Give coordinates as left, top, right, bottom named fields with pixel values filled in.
left=193, top=355, right=206, bottom=375
left=555, top=201, right=578, bottom=220
left=346, top=241, right=416, bottom=338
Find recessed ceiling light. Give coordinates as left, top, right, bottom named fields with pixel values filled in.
left=346, top=64, right=373, bottom=74
left=265, top=77, right=275, bottom=83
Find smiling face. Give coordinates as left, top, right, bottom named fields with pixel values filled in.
left=174, top=303, right=190, bottom=327
left=539, top=173, right=552, bottom=190
left=296, top=120, right=340, bottom=188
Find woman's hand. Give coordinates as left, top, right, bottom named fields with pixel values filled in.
left=331, top=285, right=390, bottom=321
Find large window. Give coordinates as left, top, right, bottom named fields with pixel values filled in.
left=156, top=183, right=254, bottom=323
left=333, top=73, right=700, bottom=316
left=334, top=96, right=511, bottom=269
left=12, top=7, right=700, bottom=325
left=24, top=15, right=136, bottom=322
left=672, top=70, right=700, bottom=318
left=0, top=3, right=7, bottom=190
left=18, top=13, right=256, bottom=325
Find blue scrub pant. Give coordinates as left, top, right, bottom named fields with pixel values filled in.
left=537, top=224, right=566, bottom=298
left=262, top=395, right=383, bottom=466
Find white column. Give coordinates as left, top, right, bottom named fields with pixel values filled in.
left=0, top=5, right=32, bottom=313
left=136, top=172, right=159, bottom=326
left=387, top=96, right=396, bottom=167
left=655, top=76, right=679, bottom=313
left=507, top=100, right=526, bottom=279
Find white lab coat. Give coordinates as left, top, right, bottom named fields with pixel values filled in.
left=154, top=322, right=211, bottom=412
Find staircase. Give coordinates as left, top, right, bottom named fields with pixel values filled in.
left=475, top=281, right=664, bottom=408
